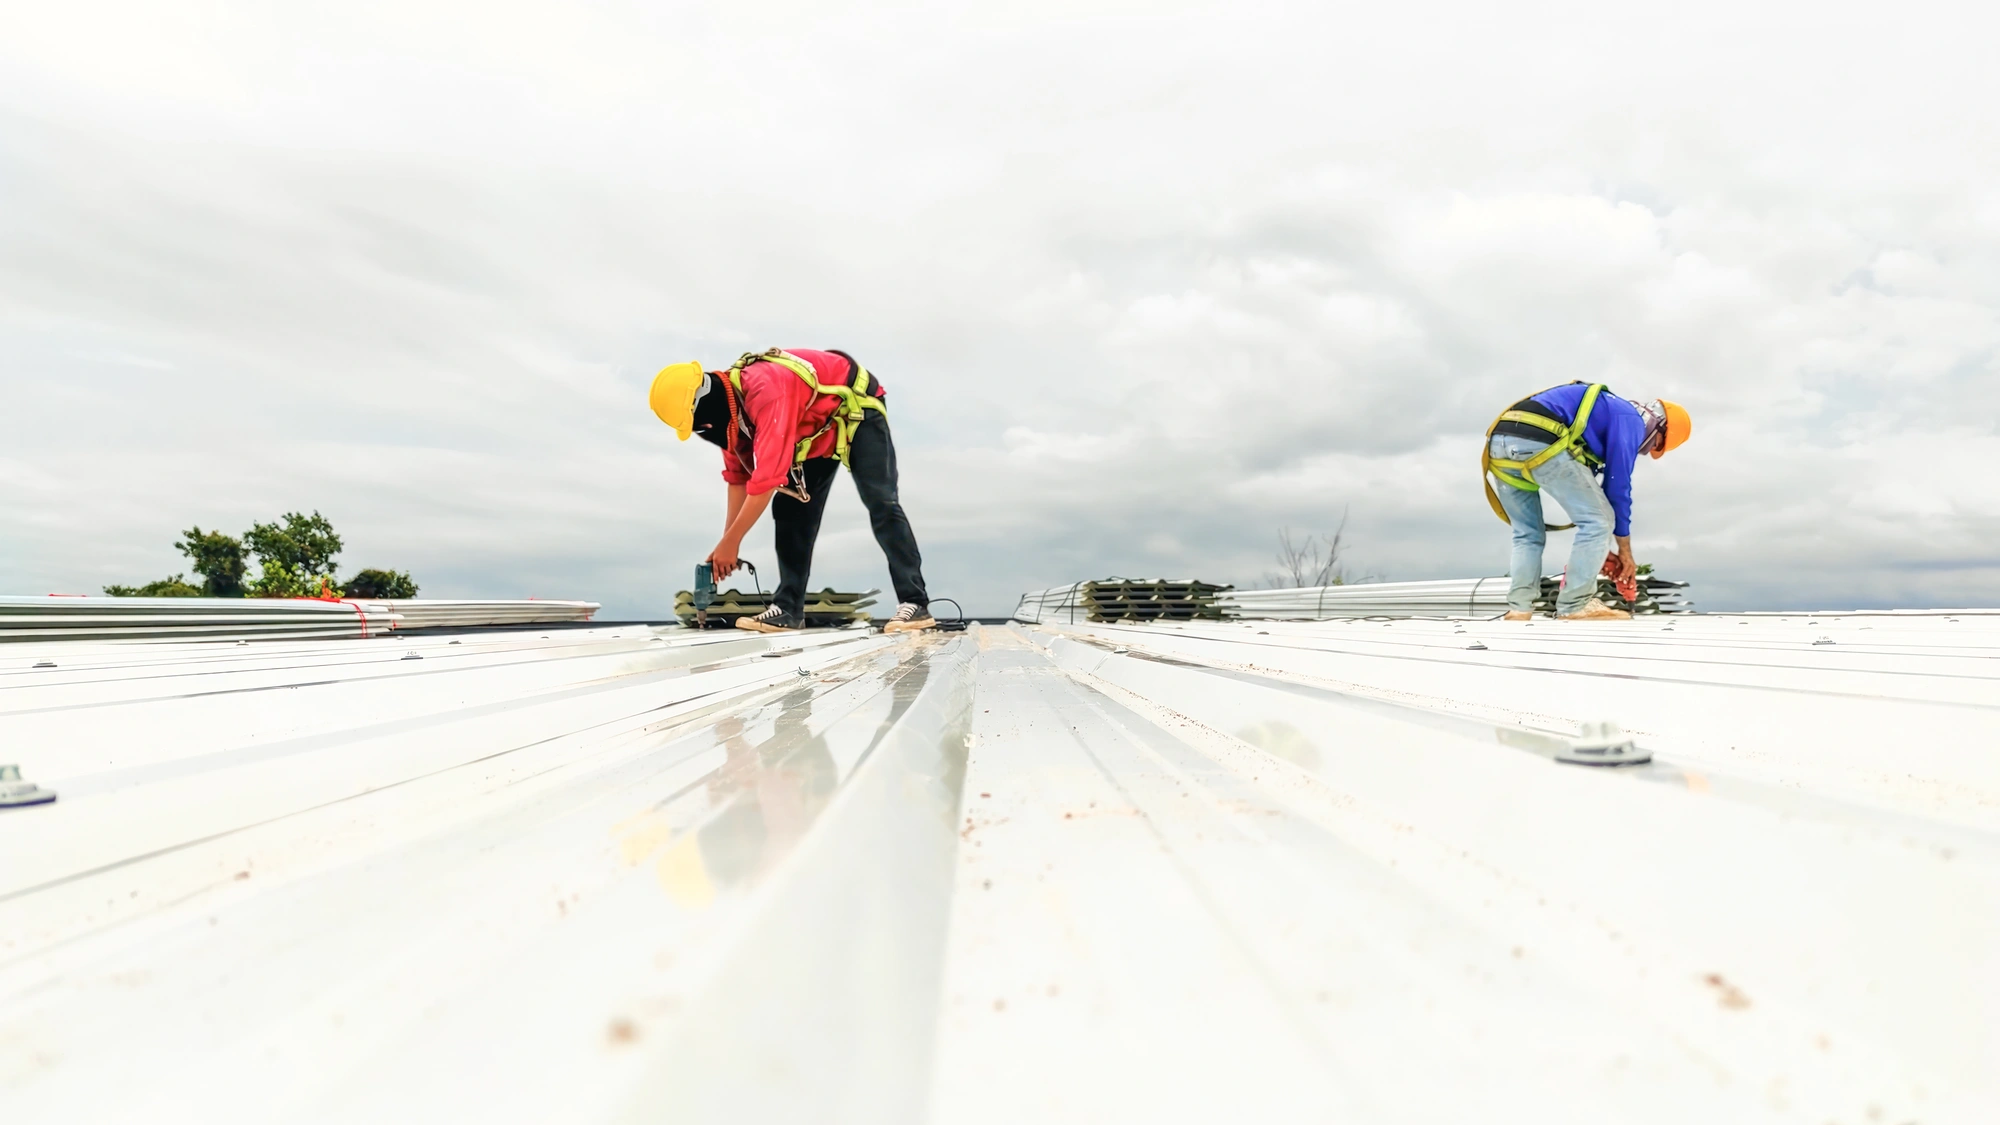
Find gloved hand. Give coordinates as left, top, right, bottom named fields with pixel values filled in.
left=1600, top=555, right=1639, bottom=602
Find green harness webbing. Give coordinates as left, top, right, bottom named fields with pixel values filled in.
left=726, top=348, right=888, bottom=469
left=1482, top=382, right=1607, bottom=532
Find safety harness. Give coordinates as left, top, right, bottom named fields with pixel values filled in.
left=1482, top=382, right=1607, bottom=532
left=724, top=348, right=887, bottom=469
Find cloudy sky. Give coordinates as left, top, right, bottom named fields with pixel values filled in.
left=3, top=1, right=1997, bottom=617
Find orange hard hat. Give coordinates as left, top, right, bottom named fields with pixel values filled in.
left=1650, top=399, right=1691, bottom=458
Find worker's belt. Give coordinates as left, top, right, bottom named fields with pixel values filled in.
left=1490, top=397, right=1567, bottom=443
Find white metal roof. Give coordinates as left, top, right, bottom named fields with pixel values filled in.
left=1, top=614, right=1994, bottom=1122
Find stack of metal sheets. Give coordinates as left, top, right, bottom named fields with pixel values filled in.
left=1012, top=583, right=1091, bottom=625
left=1625, top=575, right=1694, bottom=614
left=1219, top=574, right=1697, bottom=620
left=1081, top=578, right=1230, bottom=622
left=0, top=595, right=402, bottom=642
left=357, top=600, right=600, bottom=630
left=1533, top=573, right=1696, bottom=616
left=1216, top=578, right=1513, bottom=620
left=1012, top=579, right=1230, bottom=624
left=672, top=588, right=878, bottom=629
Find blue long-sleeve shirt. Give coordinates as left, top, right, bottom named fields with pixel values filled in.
left=1526, top=383, right=1645, bottom=537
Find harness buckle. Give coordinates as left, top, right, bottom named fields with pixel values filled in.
left=775, top=465, right=812, bottom=504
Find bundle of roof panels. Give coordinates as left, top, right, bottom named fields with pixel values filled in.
left=1621, top=574, right=1695, bottom=614
left=1083, top=578, right=1230, bottom=622
left=1219, top=573, right=1695, bottom=620
left=1012, top=583, right=1090, bottom=625
left=358, top=599, right=600, bottom=630
left=0, top=595, right=401, bottom=642
left=672, top=587, right=877, bottom=629
left=1012, top=579, right=1230, bottom=624
left=1219, top=578, right=1511, bottom=619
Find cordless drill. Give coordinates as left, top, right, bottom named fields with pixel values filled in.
left=692, top=560, right=755, bottom=627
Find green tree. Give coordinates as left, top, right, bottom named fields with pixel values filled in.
left=343, top=568, right=419, bottom=599
left=103, top=575, right=205, bottom=597
left=244, top=511, right=344, bottom=598
left=106, top=511, right=422, bottom=602
left=176, top=526, right=248, bottom=597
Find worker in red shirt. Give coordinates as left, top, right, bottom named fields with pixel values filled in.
left=650, top=348, right=935, bottom=634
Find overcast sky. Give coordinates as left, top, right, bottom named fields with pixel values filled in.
left=3, top=1, right=1997, bottom=617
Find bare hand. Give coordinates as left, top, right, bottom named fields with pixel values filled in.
left=1617, top=549, right=1638, bottom=583
left=709, top=540, right=740, bottom=581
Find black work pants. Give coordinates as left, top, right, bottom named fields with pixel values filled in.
left=770, top=410, right=928, bottom=618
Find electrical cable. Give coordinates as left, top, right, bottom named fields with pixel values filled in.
left=927, top=597, right=969, bottom=632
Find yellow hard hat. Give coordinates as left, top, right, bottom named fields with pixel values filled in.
left=1651, top=400, right=1691, bottom=458
left=648, top=362, right=706, bottom=440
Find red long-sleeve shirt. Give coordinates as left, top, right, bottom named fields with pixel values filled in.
left=719, top=349, right=882, bottom=496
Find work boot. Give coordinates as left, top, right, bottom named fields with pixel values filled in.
left=735, top=606, right=802, bottom=633
left=1558, top=598, right=1632, bottom=621
left=882, top=603, right=936, bottom=634
left=1503, top=610, right=1533, bottom=621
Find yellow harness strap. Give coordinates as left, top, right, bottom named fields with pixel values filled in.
left=1482, top=383, right=1607, bottom=531
left=726, top=349, right=888, bottom=469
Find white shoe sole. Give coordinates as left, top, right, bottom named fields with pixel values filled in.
left=734, top=618, right=800, bottom=634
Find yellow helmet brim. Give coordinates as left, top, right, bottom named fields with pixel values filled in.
left=648, top=361, right=705, bottom=440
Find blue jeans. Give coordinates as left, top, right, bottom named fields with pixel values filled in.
left=1488, top=434, right=1615, bottom=615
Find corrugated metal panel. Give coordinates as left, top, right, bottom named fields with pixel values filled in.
left=363, top=599, right=601, bottom=629
left=0, top=596, right=605, bottom=642
left=1217, top=575, right=1696, bottom=618
left=2, top=614, right=1993, bottom=1122
left=0, top=595, right=402, bottom=641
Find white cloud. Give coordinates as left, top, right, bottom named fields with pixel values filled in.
left=2, top=0, right=1997, bottom=615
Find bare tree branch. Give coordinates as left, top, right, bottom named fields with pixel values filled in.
left=1265, top=510, right=1352, bottom=589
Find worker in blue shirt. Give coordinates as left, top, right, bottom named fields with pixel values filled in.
left=1483, top=383, right=1691, bottom=620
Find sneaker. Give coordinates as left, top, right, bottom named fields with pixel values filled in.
left=735, top=606, right=803, bottom=633
left=882, top=603, right=936, bottom=634
left=1503, top=610, right=1533, bottom=621
left=1558, top=598, right=1632, bottom=621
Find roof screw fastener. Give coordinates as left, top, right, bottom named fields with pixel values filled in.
left=1812, top=637, right=1835, bottom=646
left=402, top=652, right=423, bottom=661
left=1555, top=721, right=1651, bottom=767
left=31, top=661, right=56, bottom=669
left=0, top=764, right=57, bottom=809
left=1466, top=642, right=1488, bottom=650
